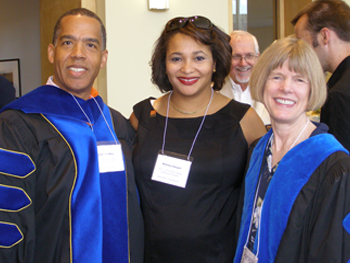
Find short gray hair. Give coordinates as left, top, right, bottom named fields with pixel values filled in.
left=229, top=30, right=259, bottom=54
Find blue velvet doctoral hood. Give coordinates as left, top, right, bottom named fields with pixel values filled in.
left=234, top=128, right=348, bottom=263
left=1, top=85, right=129, bottom=263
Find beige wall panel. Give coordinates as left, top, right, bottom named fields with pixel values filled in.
left=283, top=0, right=312, bottom=37
left=40, top=0, right=81, bottom=84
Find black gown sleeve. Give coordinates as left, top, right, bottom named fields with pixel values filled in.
left=109, top=107, right=144, bottom=263
left=0, top=110, right=75, bottom=263
left=0, top=110, right=37, bottom=262
left=321, top=91, right=350, bottom=152
left=275, top=151, right=350, bottom=263
left=307, top=152, right=350, bottom=263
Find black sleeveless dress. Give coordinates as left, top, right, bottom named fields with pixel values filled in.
left=133, top=98, right=250, bottom=263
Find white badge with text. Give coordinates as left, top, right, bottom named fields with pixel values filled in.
left=241, top=246, right=258, bottom=263
left=152, top=153, right=192, bottom=188
left=97, top=142, right=125, bottom=173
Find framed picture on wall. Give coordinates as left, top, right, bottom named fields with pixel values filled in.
left=0, top=58, right=21, bottom=98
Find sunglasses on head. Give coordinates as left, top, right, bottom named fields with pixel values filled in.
left=165, top=16, right=213, bottom=32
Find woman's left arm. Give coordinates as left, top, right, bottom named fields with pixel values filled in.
left=240, top=107, right=267, bottom=147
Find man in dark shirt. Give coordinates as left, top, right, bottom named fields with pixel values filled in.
left=292, top=0, right=350, bottom=151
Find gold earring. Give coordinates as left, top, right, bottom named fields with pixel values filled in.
left=213, top=68, right=216, bottom=73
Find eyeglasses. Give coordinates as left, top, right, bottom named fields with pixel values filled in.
left=165, top=16, right=213, bottom=32
left=232, top=54, right=258, bottom=62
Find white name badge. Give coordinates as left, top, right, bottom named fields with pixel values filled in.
left=97, top=142, right=125, bottom=173
left=151, top=152, right=192, bottom=188
left=241, top=246, right=258, bottom=263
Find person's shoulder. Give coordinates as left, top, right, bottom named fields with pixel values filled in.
left=328, top=150, right=350, bottom=169
left=225, top=98, right=250, bottom=118
left=133, top=97, right=157, bottom=120
left=240, top=107, right=267, bottom=146
left=0, top=109, right=50, bottom=131
left=317, top=150, right=350, bottom=182
left=0, top=75, right=14, bottom=87
left=108, top=107, right=135, bottom=144
left=1, top=108, right=28, bottom=122
left=329, top=57, right=350, bottom=95
left=133, top=97, right=156, bottom=110
left=109, top=107, right=127, bottom=122
left=0, top=109, right=52, bottom=149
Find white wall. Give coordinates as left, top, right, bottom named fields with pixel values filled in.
left=0, top=0, right=41, bottom=96
left=105, top=0, right=230, bottom=117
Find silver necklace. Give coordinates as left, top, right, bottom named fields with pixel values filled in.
left=169, top=94, right=213, bottom=115
left=271, top=118, right=310, bottom=151
left=161, top=89, right=214, bottom=160
left=289, top=118, right=310, bottom=150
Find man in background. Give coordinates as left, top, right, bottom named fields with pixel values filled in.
left=293, top=0, right=350, bottom=151
left=0, top=74, right=15, bottom=109
left=221, top=30, right=270, bottom=125
left=0, top=8, right=143, bottom=263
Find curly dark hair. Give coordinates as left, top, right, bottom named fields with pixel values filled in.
left=151, top=16, right=232, bottom=93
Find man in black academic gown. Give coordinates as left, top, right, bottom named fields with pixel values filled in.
left=0, top=8, right=143, bottom=263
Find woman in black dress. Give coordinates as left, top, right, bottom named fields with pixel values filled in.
left=130, top=16, right=266, bottom=262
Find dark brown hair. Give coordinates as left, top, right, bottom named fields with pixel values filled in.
left=151, top=17, right=232, bottom=92
left=292, top=0, right=350, bottom=46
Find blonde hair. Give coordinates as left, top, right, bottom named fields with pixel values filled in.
left=250, top=36, right=327, bottom=111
